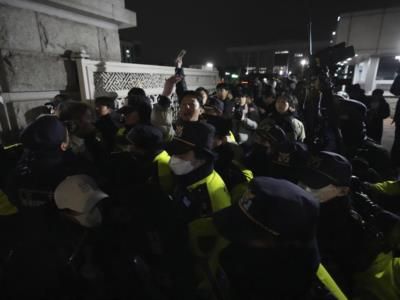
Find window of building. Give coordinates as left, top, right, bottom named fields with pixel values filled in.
left=376, top=56, right=399, bottom=80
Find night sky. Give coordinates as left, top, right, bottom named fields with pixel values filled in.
left=121, top=0, right=399, bottom=67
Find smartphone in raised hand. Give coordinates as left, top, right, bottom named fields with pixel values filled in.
left=175, top=49, right=187, bottom=63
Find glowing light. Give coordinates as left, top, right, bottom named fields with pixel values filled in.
left=206, top=62, right=214, bottom=68
left=332, top=31, right=336, bottom=36
left=225, top=72, right=231, bottom=76
left=337, top=16, right=341, bottom=22
left=300, top=59, right=308, bottom=66
left=275, top=50, right=289, bottom=54
left=231, top=74, right=239, bottom=79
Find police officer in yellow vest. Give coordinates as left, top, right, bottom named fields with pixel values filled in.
left=212, top=177, right=346, bottom=299
left=299, top=151, right=400, bottom=300
left=126, top=124, right=174, bottom=194
left=168, top=122, right=231, bottom=219
left=166, top=122, right=231, bottom=298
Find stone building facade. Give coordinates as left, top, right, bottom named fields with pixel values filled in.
left=335, top=6, right=400, bottom=94
left=0, top=0, right=136, bottom=141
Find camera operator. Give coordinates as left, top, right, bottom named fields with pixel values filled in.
left=299, top=151, right=400, bottom=299
left=260, top=92, right=305, bottom=142
left=333, top=92, right=367, bottom=157
left=231, top=86, right=259, bottom=145
left=332, top=92, right=395, bottom=180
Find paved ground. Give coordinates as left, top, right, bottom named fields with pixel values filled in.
left=381, top=97, right=397, bottom=151
left=382, top=118, right=395, bottom=151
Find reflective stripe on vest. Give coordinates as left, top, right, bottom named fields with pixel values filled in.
left=116, top=127, right=126, bottom=137
left=317, top=263, right=348, bottom=300
left=153, top=150, right=173, bottom=193
left=187, top=170, right=231, bottom=213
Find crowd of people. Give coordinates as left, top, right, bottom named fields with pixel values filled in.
left=1, top=58, right=400, bottom=300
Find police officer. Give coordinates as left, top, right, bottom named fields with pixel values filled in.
left=203, top=97, right=224, bottom=117
left=333, top=93, right=367, bottom=157
left=206, top=115, right=253, bottom=203
left=126, top=124, right=174, bottom=194
left=299, top=151, right=400, bottom=299
left=166, top=122, right=231, bottom=298
left=212, top=177, right=322, bottom=299
left=246, top=122, right=309, bottom=183
left=4, top=115, right=93, bottom=299
left=95, top=96, right=119, bottom=153
left=168, top=121, right=231, bottom=219
left=7, top=115, right=75, bottom=209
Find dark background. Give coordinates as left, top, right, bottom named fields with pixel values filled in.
left=121, top=0, right=399, bottom=67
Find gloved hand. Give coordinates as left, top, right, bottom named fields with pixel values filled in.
left=350, top=176, right=367, bottom=193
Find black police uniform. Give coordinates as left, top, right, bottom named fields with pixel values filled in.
left=95, top=114, right=119, bottom=153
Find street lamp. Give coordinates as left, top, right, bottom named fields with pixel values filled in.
left=300, top=59, right=308, bottom=66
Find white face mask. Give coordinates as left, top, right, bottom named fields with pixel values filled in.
left=169, top=156, right=195, bottom=175
left=73, top=207, right=102, bottom=228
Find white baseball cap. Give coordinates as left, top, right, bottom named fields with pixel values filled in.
left=55, top=175, right=108, bottom=213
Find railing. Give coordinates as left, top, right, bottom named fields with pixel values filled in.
left=374, top=80, right=395, bottom=96
left=75, top=58, right=219, bottom=108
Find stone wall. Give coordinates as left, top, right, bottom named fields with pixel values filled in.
left=0, top=0, right=136, bottom=142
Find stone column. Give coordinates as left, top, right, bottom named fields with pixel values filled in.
left=0, top=0, right=136, bottom=141
left=363, top=56, right=380, bottom=95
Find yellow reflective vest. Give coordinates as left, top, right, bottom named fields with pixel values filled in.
left=317, top=263, right=348, bottom=300
left=372, top=181, right=400, bottom=196
left=176, top=169, right=231, bottom=296
left=186, top=170, right=232, bottom=213
left=0, top=189, right=18, bottom=216
left=153, top=150, right=174, bottom=194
